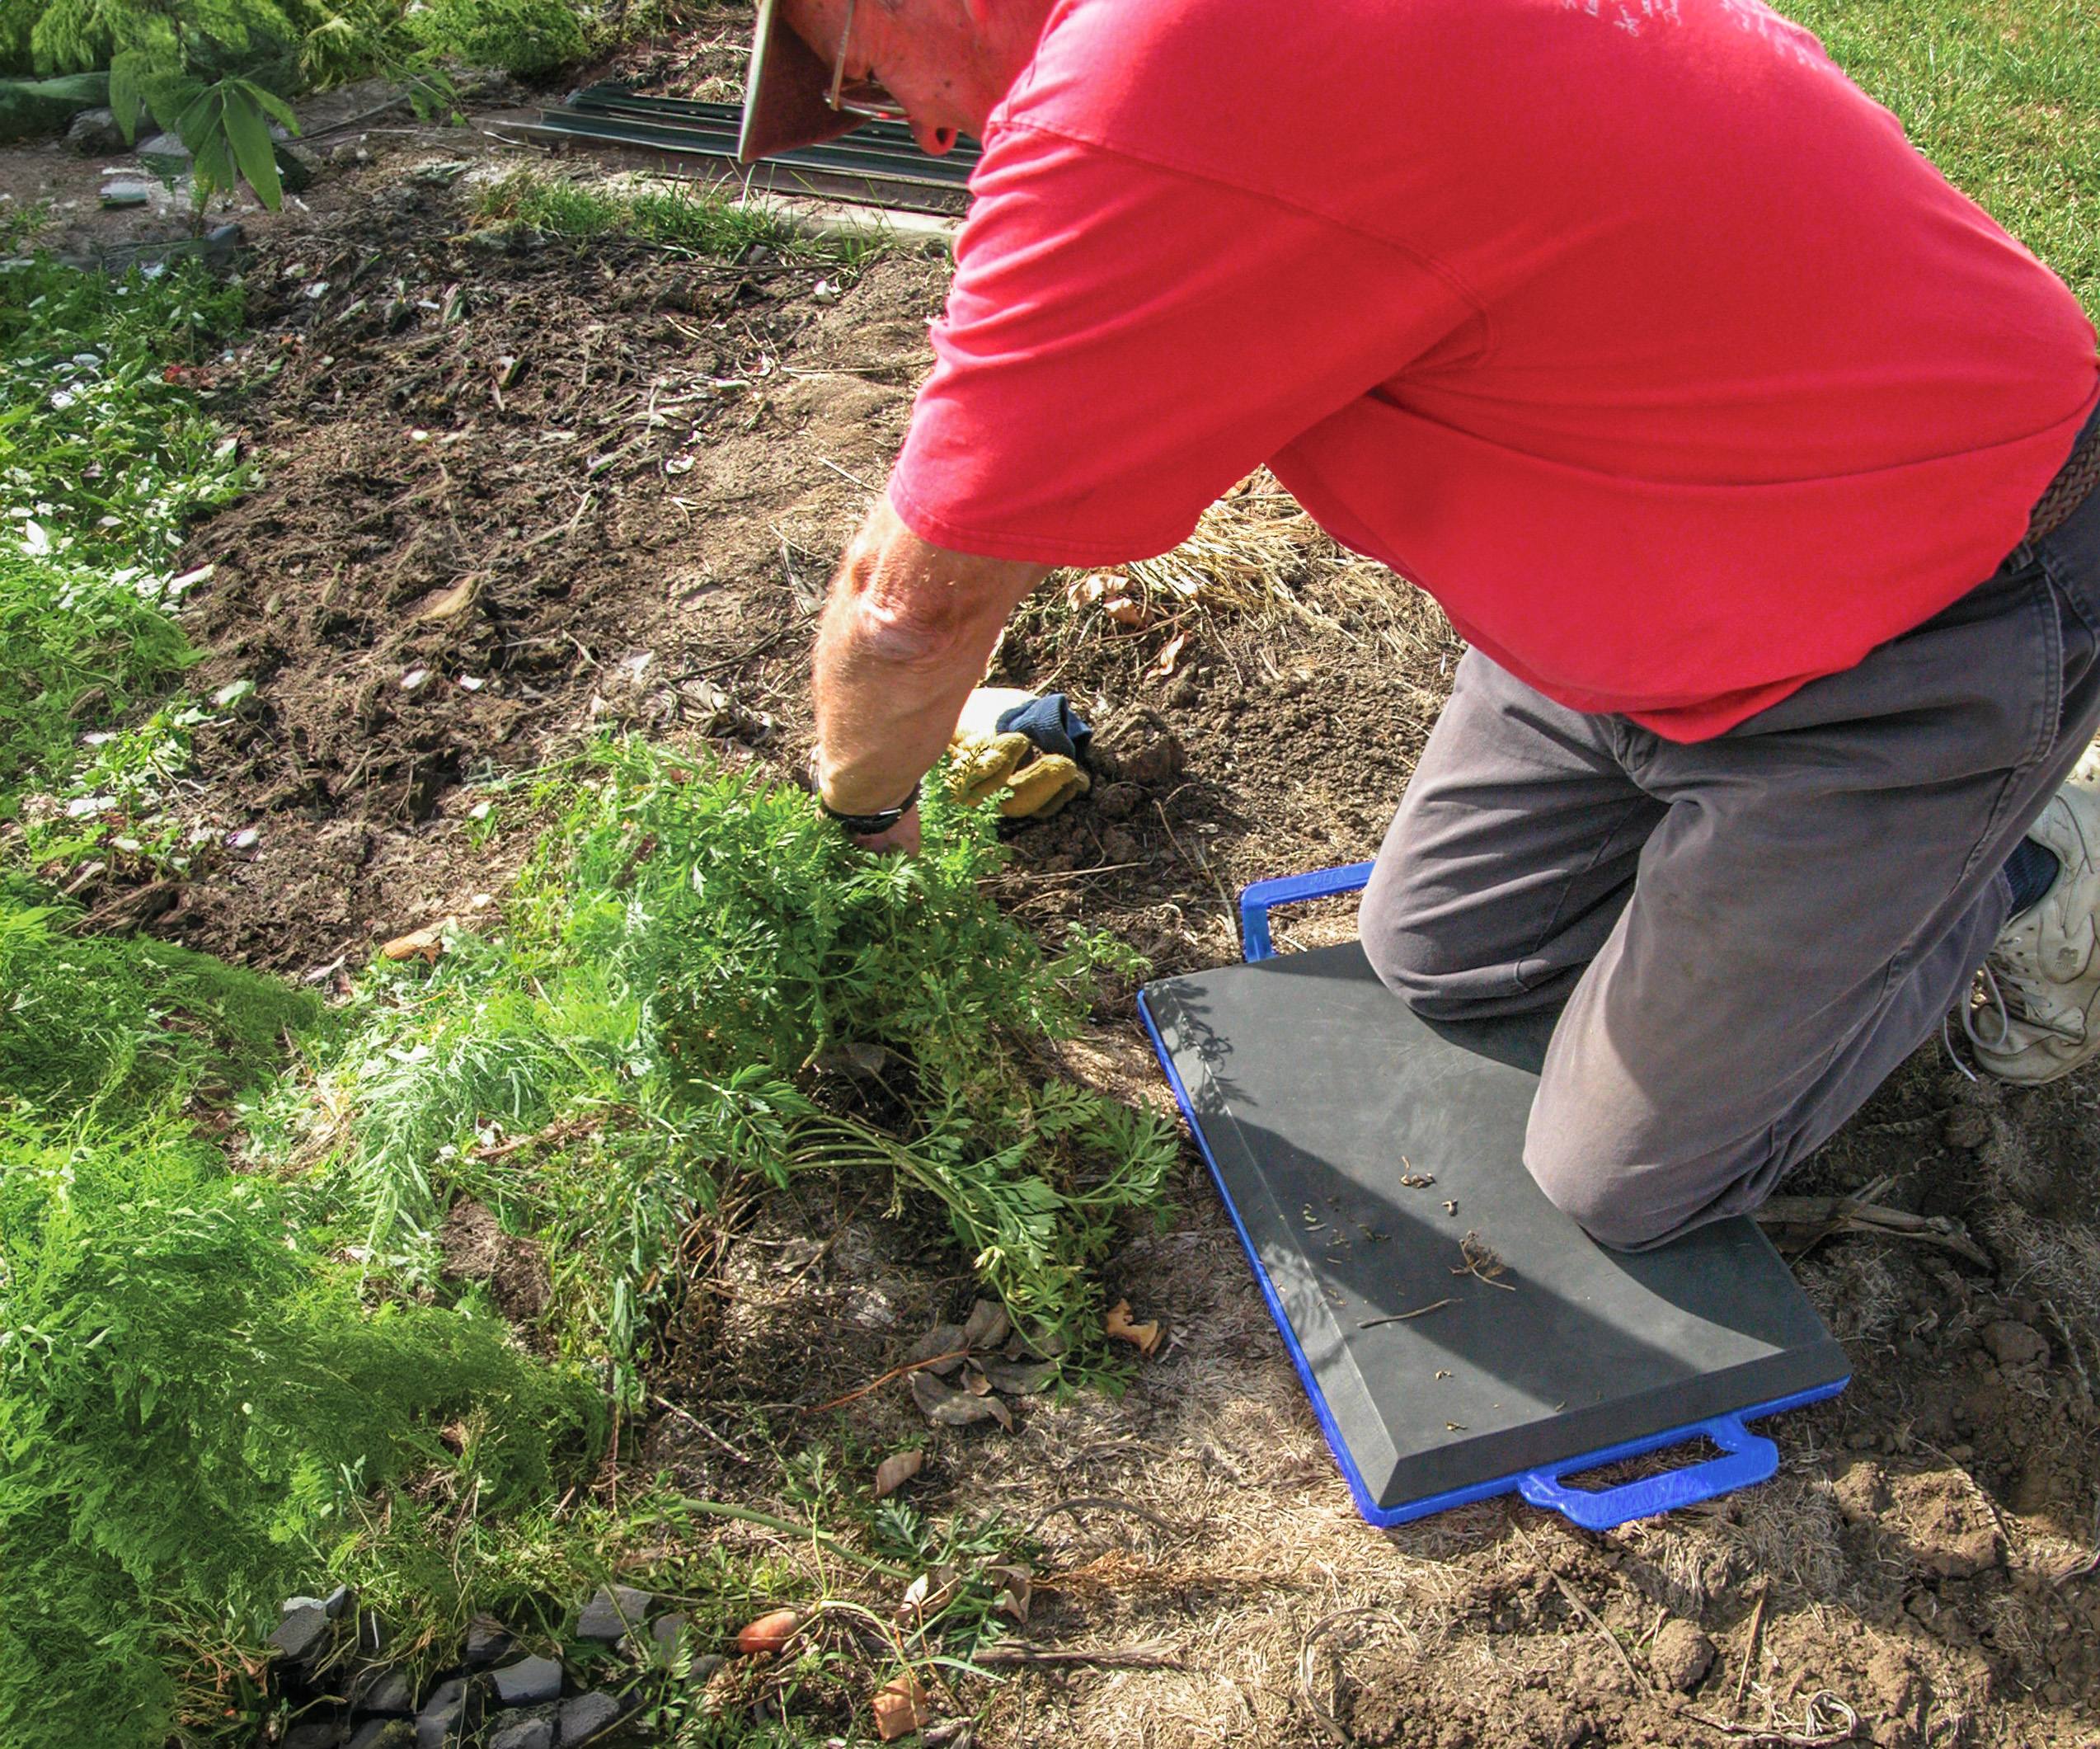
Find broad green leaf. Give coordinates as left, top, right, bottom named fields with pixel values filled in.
left=219, top=84, right=282, bottom=210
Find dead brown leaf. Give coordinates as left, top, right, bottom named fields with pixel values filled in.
left=910, top=1370, right=1012, bottom=1429
left=989, top=1563, right=1032, bottom=1623
left=981, top=1358, right=1059, bottom=1395
left=896, top=1564, right=962, bottom=1627
left=1105, top=1299, right=1162, bottom=1356
left=871, top=1672, right=931, bottom=1741
left=961, top=1299, right=1012, bottom=1352
left=872, top=1450, right=923, bottom=1500
left=906, top=1324, right=968, bottom=1377
left=1146, top=632, right=1188, bottom=679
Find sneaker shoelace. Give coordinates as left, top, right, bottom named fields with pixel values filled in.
left=1961, top=959, right=2088, bottom=1054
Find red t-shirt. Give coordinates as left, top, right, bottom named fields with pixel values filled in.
left=887, top=0, right=2100, bottom=740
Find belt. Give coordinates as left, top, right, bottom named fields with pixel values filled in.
left=2029, top=407, right=2100, bottom=544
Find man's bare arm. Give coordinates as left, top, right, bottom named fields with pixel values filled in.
left=812, top=496, right=1050, bottom=849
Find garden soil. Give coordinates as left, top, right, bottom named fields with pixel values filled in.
left=11, top=70, right=2100, bottom=1749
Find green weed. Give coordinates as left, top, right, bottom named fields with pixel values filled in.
left=0, top=552, right=192, bottom=808
left=0, top=897, right=319, bottom=1111
left=408, top=0, right=585, bottom=76
left=475, top=167, right=829, bottom=264
left=265, top=741, right=1177, bottom=1376
left=0, top=255, right=247, bottom=571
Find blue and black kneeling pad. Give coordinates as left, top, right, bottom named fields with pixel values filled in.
left=1137, top=863, right=1849, bottom=1531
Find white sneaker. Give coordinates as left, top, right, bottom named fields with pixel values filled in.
left=1966, top=739, right=2100, bottom=1084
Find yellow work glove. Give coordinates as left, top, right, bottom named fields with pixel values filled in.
left=944, top=689, right=1091, bottom=819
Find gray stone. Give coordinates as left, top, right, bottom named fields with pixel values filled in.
left=464, top=1615, right=514, bottom=1667
left=575, top=1585, right=651, bottom=1641
left=284, top=1595, right=330, bottom=1615
left=138, top=130, right=189, bottom=161
left=415, top=1676, right=474, bottom=1749
left=358, top=1667, right=416, bottom=1714
left=325, top=1585, right=356, bottom=1619
left=1648, top=1619, right=1717, bottom=1693
left=557, top=1690, right=622, bottom=1745
left=270, top=1606, right=334, bottom=1663
left=346, top=1723, right=414, bottom=1749
left=285, top=1720, right=346, bottom=1749
left=490, top=1655, right=561, bottom=1706
left=490, top=1718, right=555, bottom=1749
left=686, top=1653, right=727, bottom=1689
left=67, top=106, right=125, bottom=154
left=652, top=1613, right=686, bottom=1655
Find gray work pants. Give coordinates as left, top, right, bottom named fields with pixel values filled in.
left=1360, top=470, right=2100, bottom=1249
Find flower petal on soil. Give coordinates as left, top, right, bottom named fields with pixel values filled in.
left=1106, top=1298, right=1162, bottom=1356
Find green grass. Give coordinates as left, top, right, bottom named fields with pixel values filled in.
left=473, top=167, right=874, bottom=266
left=1781, top=0, right=2100, bottom=318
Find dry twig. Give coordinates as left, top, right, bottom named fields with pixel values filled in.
left=1358, top=1298, right=1455, bottom=1330
left=1295, top=1606, right=1407, bottom=1743
left=1684, top=1693, right=1860, bottom=1745
left=974, top=1640, right=1182, bottom=1671
left=1754, top=1196, right=1991, bottom=1268
left=806, top=1349, right=970, bottom=1416
left=1553, top=1575, right=1649, bottom=1695
left=1452, top=1230, right=1516, bottom=1291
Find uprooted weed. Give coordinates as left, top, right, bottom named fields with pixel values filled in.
left=261, top=738, right=1179, bottom=1380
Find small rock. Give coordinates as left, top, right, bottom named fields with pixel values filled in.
left=138, top=130, right=190, bottom=161
left=1981, top=1321, right=2049, bottom=1369
left=325, top=1585, right=356, bottom=1620
left=358, top=1667, right=416, bottom=1714
left=415, top=1676, right=473, bottom=1749
left=285, top=1720, right=346, bottom=1749
left=66, top=106, right=126, bottom=153
left=488, top=1717, right=554, bottom=1749
left=1943, top=1107, right=1991, bottom=1150
left=687, top=1653, right=728, bottom=1689
left=270, top=1606, right=334, bottom=1663
left=347, top=1723, right=415, bottom=1749
left=651, top=1614, right=686, bottom=1657
left=557, top=1690, right=622, bottom=1745
left=464, top=1615, right=513, bottom=1667
left=1094, top=781, right=1143, bottom=820
left=490, top=1655, right=561, bottom=1706
left=284, top=1596, right=330, bottom=1615
left=1648, top=1619, right=1716, bottom=1692
left=576, top=1585, right=651, bottom=1641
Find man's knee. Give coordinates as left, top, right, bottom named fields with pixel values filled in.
left=1523, top=1110, right=1699, bottom=1250
left=1358, top=851, right=1480, bottom=1015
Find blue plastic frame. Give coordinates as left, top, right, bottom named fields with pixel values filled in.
left=1139, top=860, right=1848, bottom=1531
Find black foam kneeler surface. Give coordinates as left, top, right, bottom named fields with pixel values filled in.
left=1139, top=943, right=1849, bottom=1518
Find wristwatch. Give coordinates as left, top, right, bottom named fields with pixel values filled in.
left=816, top=777, right=921, bottom=837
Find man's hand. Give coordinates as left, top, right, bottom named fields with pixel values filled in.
left=813, top=497, right=1049, bottom=846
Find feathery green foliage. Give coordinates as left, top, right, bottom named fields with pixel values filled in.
left=475, top=167, right=819, bottom=261
left=0, top=900, right=603, bottom=1749
left=0, top=899, right=319, bottom=1109
left=407, top=0, right=585, bottom=75
left=0, top=1174, right=604, bottom=1749
left=273, top=742, right=1177, bottom=1368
